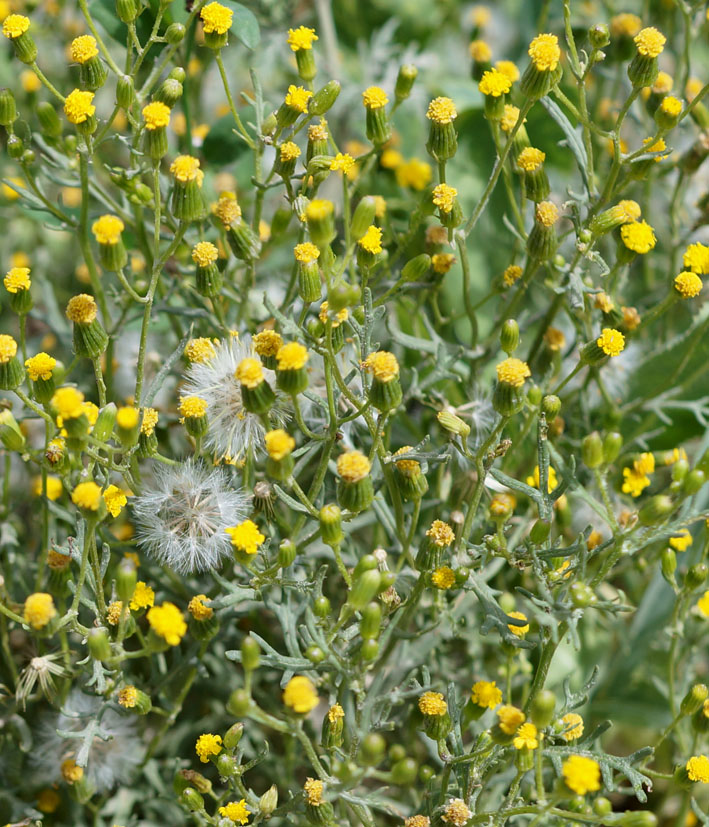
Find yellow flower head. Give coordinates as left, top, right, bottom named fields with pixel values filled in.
left=276, top=341, right=308, bottom=370
left=526, top=465, right=558, bottom=492
left=669, top=529, right=692, bottom=552
left=319, top=302, right=348, bottom=328
left=643, top=136, right=668, bottom=162
left=496, top=357, right=530, bottom=388
left=3, top=265, right=30, bottom=294
left=23, top=592, right=56, bottom=629
left=622, top=467, right=650, bottom=497
left=675, top=271, right=703, bottom=299
left=303, top=778, right=323, bottom=806
left=501, top=104, right=522, bottom=133
left=308, top=121, right=328, bottom=142
left=170, top=155, right=203, bottom=183
left=52, top=386, right=84, bottom=420
left=432, top=183, right=457, bottom=214
left=184, top=337, right=216, bottom=364
left=71, top=481, right=102, bottom=511
left=330, top=152, right=355, bottom=173
left=284, top=84, right=312, bottom=113
left=337, top=450, right=371, bottom=482
left=561, top=712, right=584, bottom=741
left=536, top=201, right=559, bottom=227
left=503, top=264, right=523, bottom=286
left=64, top=89, right=95, bottom=124
left=405, top=817, right=431, bottom=827
left=418, top=691, right=448, bottom=716
left=130, top=581, right=154, bottom=610
left=328, top=704, right=344, bottom=723
left=192, top=241, right=219, bottom=268
left=634, top=26, right=666, bottom=57
left=596, top=328, right=625, bottom=357
left=287, top=25, right=317, bottom=51
left=442, top=799, right=472, bottom=826
left=362, top=350, right=399, bottom=383
left=118, top=685, right=138, bottom=708
left=283, top=674, right=319, bottom=713
left=178, top=395, right=208, bottom=419
left=497, top=704, right=525, bottom=735
left=200, top=2, right=233, bottom=34
left=142, top=101, right=171, bottom=130
left=253, top=329, right=283, bottom=358
left=219, top=799, right=250, bottom=824
left=280, top=141, right=301, bottom=162
left=294, top=242, right=320, bottom=263
left=116, top=406, right=139, bottom=430
left=107, top=600, right=123, bottom=625
left=69, top=34, right=98, bottom=64
left=147, top=602, right=187, bottom=646
left=687, top=755, right=709, bottom=783
left=621, top=220, right=656, bottom=253
left=225, top=519, right=265, bottom=554
left=426, top=96, right=457, bottom=124
left=469, top=39, right=491, bottom=62
left=92, top=214, right=124, bottom=245
left=517, top=147, right=545, bottom=172
left=214, top=191, right=241, bottom=225
left=195, top=732, right=222, bottom=763
left=471, top=679, right=502, bottom=709
left=660, top=95, right=682, bottom=117
left=426, top=519, right=455, bottom=547
left=683, top=243, right=709, bottom=275
left=562, top=755, right=601, bottom=795
left=394, top=446, right=420, bottom=477
left=396, top=158, right=432, bottom=190
left=66, top=294, right=98, bottom=324
left=697, top=591, right=709, bottom=618
left=528, top=33, right=561, bottom=71
left=358, top=225, right=383, bottom=254
left=611, top=13, right=641, bottom=37
left=432, top=565, right=455, bottom=589
left=140, top=407, right=159, bottom=436
left=495, top=60, right=520, bottom=83
left=235, top=357, right=264, bottom=388
left=507, top=610, right=529, bottom=637
left=614, top=199, right=642, bottom=224
left=264, top=429, right=295, bottom=460
left=513, top=722, right=538, bottom=750
left=362, top=86, right=389, bottom=109
left=2, top=14, right=30, bottom=38
left=188, top=593, right=214, bottom=620
left=479, top=69, right=511, bottom=97
left=60, top=758, right=84, bottom=784
left=103, top=484, right=127, bottom=518
left=32, top=475, right=62, bottom=500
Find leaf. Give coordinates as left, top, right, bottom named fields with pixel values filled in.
left=273, top=484, right=312, bottom=515
left=144, top=325, right=193, bottom=407
left=201, top=114, right=251, bottom=166
left=540, top=97, right=590, bottom=193
left=224, top=1, right=260, bottom=48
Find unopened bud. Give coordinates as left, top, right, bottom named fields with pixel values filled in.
left=681, top=683, right=708, bottom=716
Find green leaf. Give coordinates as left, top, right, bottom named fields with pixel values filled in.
left=202, top=113, right=251, bottom=166
left=221, top=0, right=260, bottom=48
left=540, top=97, right=590, bottom=194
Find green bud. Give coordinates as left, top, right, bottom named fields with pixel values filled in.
left=437, top=410, right=471, bottom=439
left=395, top=64, right=417, bottom=101
left=259, top=785, right=278, bottom=817
left=216, top=753, right=238, bottom=777
left=570, top=582, right=597, bottom=608
left=241, top=635, right=260, bottom=672
left=603, top=431, right=623, bottom=463
left=683, top=469, right=706, bottom=495
left=226, top=689, right=251, bottom=717
left=686, top=563, right=709, bottom=591
left=0, top=410, right=25, bottom=452
left=116, top=75, right=134, bottom=109
left=582, top=432, right=604, bottom=468
left=88, top=627, right=111, bottom=661
left=500, top=319, right=519, bottom=355
left=588, top=23, right=610, bottom=49
left=617, top=813, right=657, bottom=827
left=6, top=134, right=22, bottom=159
left=638, top=495, right=674, bottom=525
left=308, top=80, right=341, bottom=117
left=681, top=684, right=708, bottom=716
left=93, top=402, right=117, bottom=442
left=592, top=797, right=612, bottom=817
left=165, top=23, right=185, bottom=44
left=672, top=459, right=689, bottom=482
left=360, top=601, right=381, bottom=640
left=278, top=539, right=297, bottom=568
left=360, top=732, right=386, bottom=766
left=661, top=548, right=677, bottom=588
left=391, top=757, right=418, bottom=785
left=179, top=787, right=204, bottom=812
left=0, top=88, right=17, bottom=126
left=116, top=558, right=137, bottom=603
left=116, top=0, right=138, bottom=22
left=174, top=769, right=212, bottom=796
left=305, top=645, right=326, bottom=663
left=353, top=554, right=378, bottom=577
left=348, top=569, right=382, bottom=610
left=530, top=689, right=556, bottom=728
left=527, top=384, right=542, bottom=406
left=419, top=765, right=435, bottom=782
left=542, top=395, right=561, bottom=421
left=224, top=722, right=244, bottom=750
left=530, top=519, right=551, bottom=544
left=313, top=595, right=331, bottom=618
left=401, top=253, right=431, bottom=282
left=327, top=281, right=361, bottom=312
left=351, top=196, right=377, bottom=240
left=37, top=101, right=62, bottom=138
left=261, top=111, right=277, bottom=136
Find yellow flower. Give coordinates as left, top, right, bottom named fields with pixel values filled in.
left=660, top=95, right=682, bottom=117
left=305, top=198, right=333, bottom=221
left=675, top=271, right=703, bottom=298
left=170, top=155, right=203, bottom=183
left=188, top=594, right=213, bottom=620
left=471, top=680, right=502, bottom=709
left=69, top=35, right=98, bottom=64
left=562, top=755, right=601, bottom=795
left=283, top=675, right=319, bottom=713
left=611, top=13, right=641, bottom=37
left=497, top=705, right=525, bottom=735
left=337, top=450, right=371, bottom=482
left=103, top=484, right=127, bottom=518
left=284, top=84, right=312, bottom=113
left=23, top=592, right=56, bottom=629
left=503, top=264, right=522, bottom=286
left=418, top=691, right=448, bottom=716
left=107, top=600, right=123, bottom=625
left=279, top=141, right=300, bottom=162
left=130, top=581, right=154, bottom=610
left=405, top=817, right=431, bottom=827
left=621, top=220, right=656, bottom=254
left=178, top=395, right=208, bottom=419
left=66, top=294, right=98, bottom=324
left=328, top=703, right=344, bottom=723
left=4, top=266, right=30, bottom=293
left=2, top=14, right=30, bottom=38
left=192, top=241, right=219, bottom=268
left=479, top=69, right=511, bottom=97
left=330, top=152, right=355, bottom=173
left=495, top=60, right=519, bottom=83
left=595, top=327, right=625, bottom=357
left=507, top=610, right=529, bottom=637
left=140, top=408, right=159, bottom=436
left=381, top=148, right=403, bottom=169
left=147, top=602, right=187, bottom=646
left=116, top=406, right=139, bottom=430
left=0, top=336, right=16, bottom=368
left=642, top=136, right=668, bottom=162
left=432, top=183, right=457, bottom=214
left=634, top=26, right=666, bottom=57
left=61, top=758, right=84, bottom=783
left=469, top=39, right=491, bottom=62
left=200, top=1, right=233, bottom=34
left=225, top=519, right=265, bottom=554
left=64, top=89, right=95, bottom=124
left=687, top=755, right=709, bottom=783
left=184, top=337, right=216, bottom=364
left=561, top=712, right=584, bottom=741
left=394, top=447, right=420, bottom=476
left=118, top=685, right=138, bottom=708
left=426, top=519, right=455, bottom=547
left=669, top=529, right=692, bottom=552
left=536, top=200, right=559, bottom=227
left=528, top=33, right=561, bottom=71
left=362, top=350, right=399, bottom=383
left=195, top=732, right=222, bottom=763
left=426, top=96, right=457, bottom=124
left=683, top=243, right=709, bottom=275
left=72, top=481, right=102, bottom=511
left=442, top=799, right=471, bottom=826
left=276, top=341, right=308, bottom=370
left=32, top=475, right=62, bottom=500
left=517, top=147, right=545, bottom=172
left=235, top=357, right=264, bottom=388
left=496, top=357, right=531, bottom=388
left=91, top=214, right=124, bottom=245
left=395, top=158, right=432, bottom=190
left=37, top=788, right=61, bottom=814
left=358, top=225, right=383, bottom=254
left=142, top=101, right=170, bottom=130
left=294, top=242, right=320, bottom=263
left=525, top=464, right=558, bottom=492
left=432, top=566, right=455, bottom=589
left=501, top=104, right=523, bottom=132
left=303, top=778, right=323, bottom=806
left=287, top=25, right=317, bottom=51
left=513, top=722, right=538, bottom=750
left=253, top=330, right=283, bottom=358
left=362, top=86, right=388, bottom=109
left=622, top=467, right=650, bottom=497
left=51, top=387, right=85, bottom=420
left=218, top=799, right=251, bottom=824
left=264, top=429, right=295, bottom=460
left=432, top=253, right=456, bottom=274
left=214, top=191, right=241, bottom=225
left=697, top=590, right=709, bottom=618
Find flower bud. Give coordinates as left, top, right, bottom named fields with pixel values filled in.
left=500, top=319, right=519, bottom=355
left=319, top=503, right=343, bottom=546
left=165, top=23, right=185, bottom=44
left=401, top=253, right=431, bottom=282
left=683, top=470, right=705, bottom=495
left=530, top=519, right=551, bottom=544
left=116, top=0, right=138, bottom=23
left=582, top=432, right=604, bottom=468
left=570, top=582, right=597, bottom=608
left=638, top=495, right=674, bottom=525
left=617, top=814, right=657, bottom=827
left=226, top=689, right=251, bottom=717
left=530, top=689, right=556, bottom=728
left=603, top=431, right=623, bottom=463
left=116, top=558, right=137, bottom=603
left=241, top=635, right=260, bottom=672
left=0, top=409, right=25, bottom=452
left=259, top=785, right=278, bottom=817
left=0, top=88, right=17, bottom=126
left=542, top=394, right=561, bottom=420
left=179, top=787, right=204, bottom=813
left=88, top=627, right=112, bottom=661
left=395, top=64, right=417, bottom=101
left=589, top=23, right=610, bottom=49
left=360, top=601, right=381, bottom=640
left=360, top=732, right=387, bottom=765
left=347, top=569, right=382, bottom=611
left=37, top=101, right=62, bottom=138
left=313, top=595, right=331, bottom=618
left=661, top=548, right=677, bottom=588
left=681, top=684, right=708, bottom=716
left=351, top=196, right=377, bottom=240
left=224, top=722, right=244, bottom=749
left=686, top=563, right=708, bottom=591
left=216, top=753, right=238, bottom=778
left=153, top=77, right=183, bottom=108
left=308, top=80, right=341, bottom=117
left=278, top=539, right=296, bottom=568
